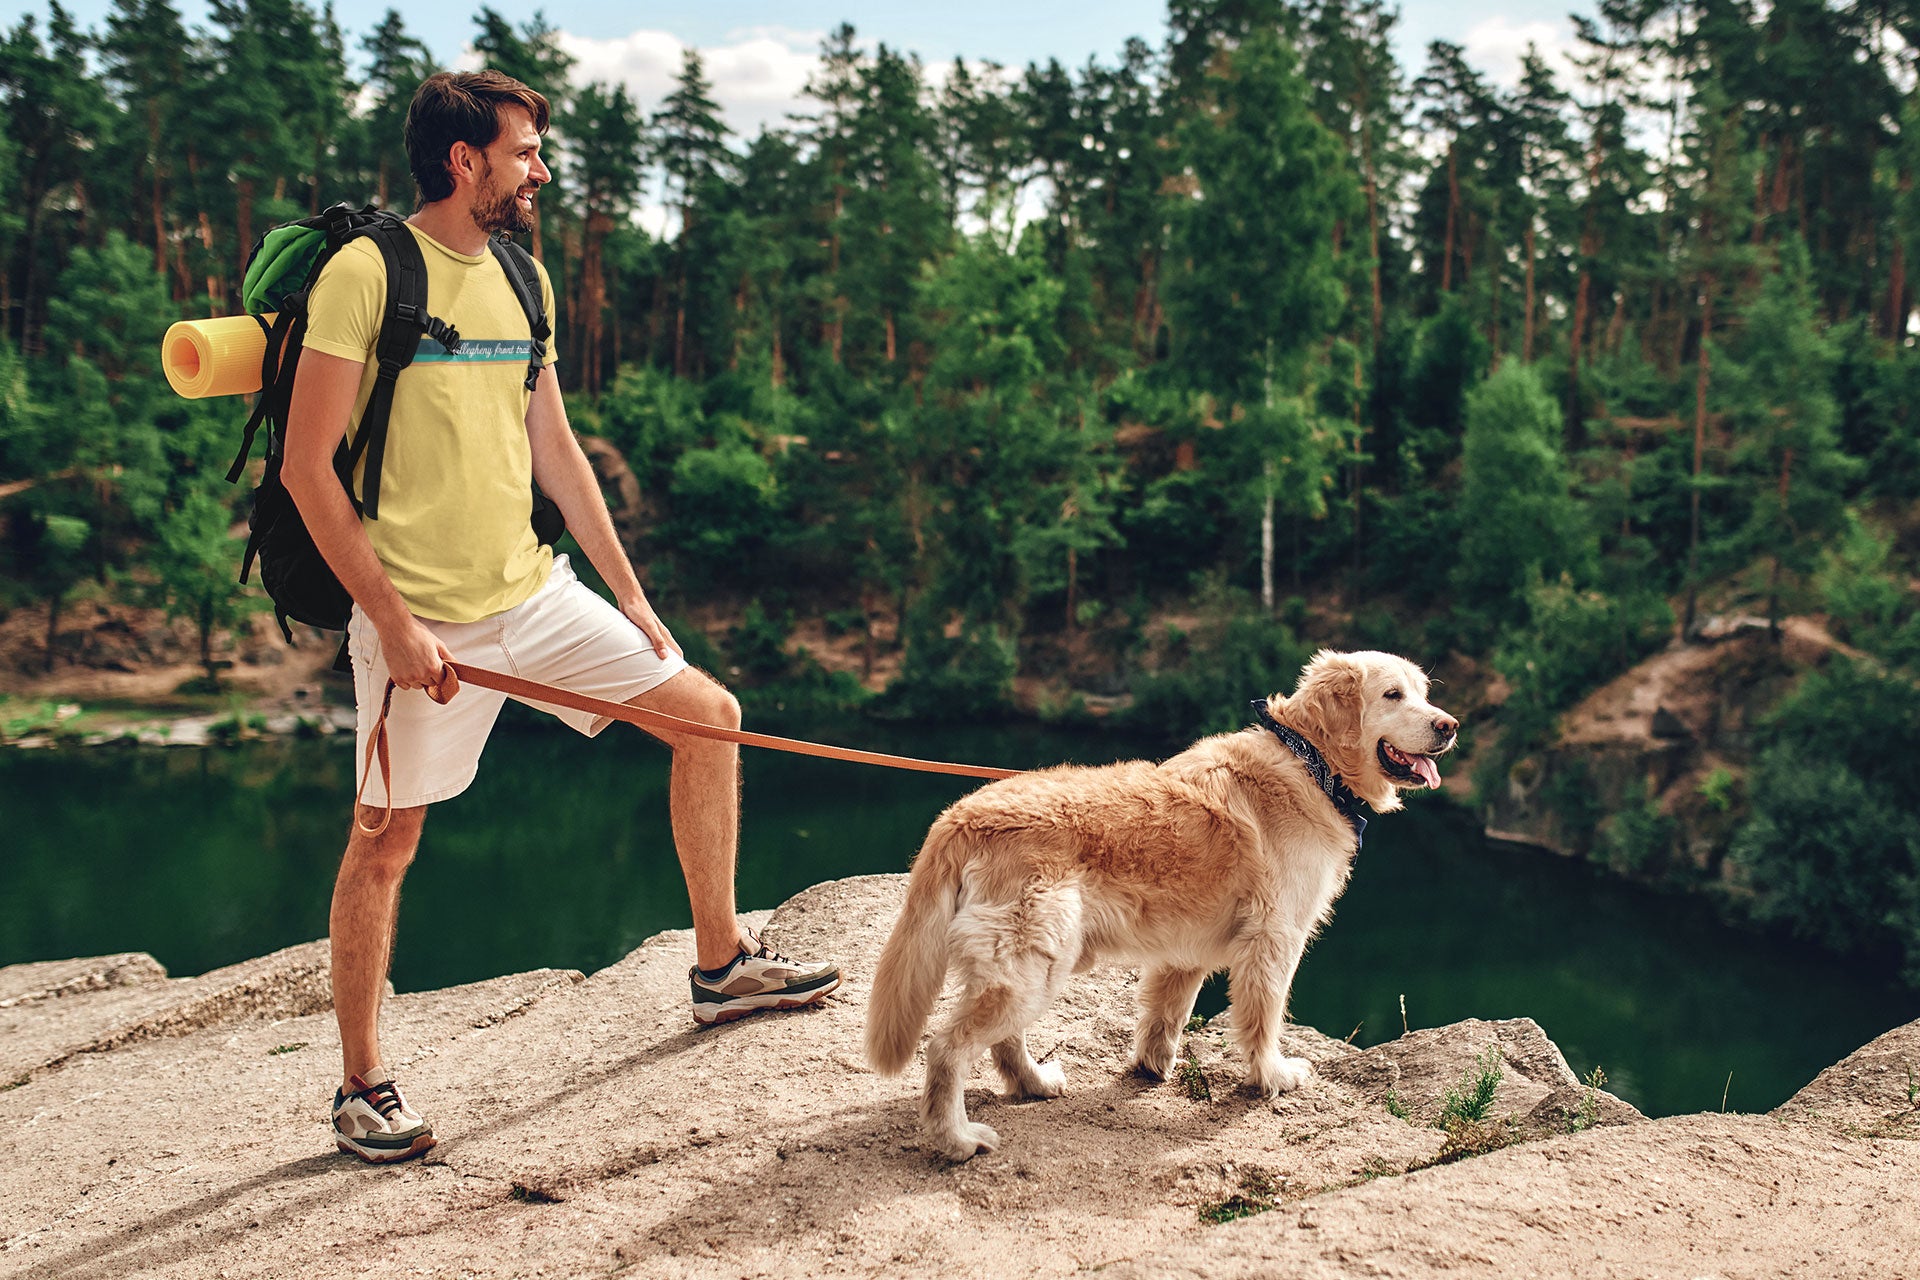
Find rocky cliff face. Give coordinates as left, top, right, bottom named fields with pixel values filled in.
left=1477, top=617, right=1853, bottom=880
left=3, top=875, right=1916, bottom=1279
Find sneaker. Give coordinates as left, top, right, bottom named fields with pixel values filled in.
left=332, top=1067, right=436, bottom=1163
left=690, top=930, right=841, bottom=1025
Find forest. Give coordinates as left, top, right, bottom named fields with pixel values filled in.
left=1, top=0, right=1918, bottom=982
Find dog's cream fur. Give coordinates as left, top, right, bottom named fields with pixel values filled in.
left=865, top=649, right=1458, bottom=1161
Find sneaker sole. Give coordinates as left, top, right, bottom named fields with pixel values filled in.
left=694, top=975, right=842, bottom=1025
left=335, top=1131, right=438, bottom=1164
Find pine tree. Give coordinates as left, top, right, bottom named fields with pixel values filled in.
left=652, top=48, right=730, bottom=378
left=358, top=9, right=435, bottom=208
left=561, top=81, right=645, bottom=392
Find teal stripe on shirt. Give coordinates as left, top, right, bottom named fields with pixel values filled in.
left=412, top=337, right=533, bottom=363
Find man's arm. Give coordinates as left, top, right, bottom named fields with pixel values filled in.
left=524, top=364, right=682, bottom=659
left=282, top=348, right=452, bottom=690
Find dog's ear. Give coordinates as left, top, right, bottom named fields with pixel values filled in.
left=1285, top=650, right=1365, bottom=771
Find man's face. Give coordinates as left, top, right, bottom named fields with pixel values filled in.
left=471, top=106, right=550, bottom=236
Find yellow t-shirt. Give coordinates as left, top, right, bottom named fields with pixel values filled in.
left=303, top=221, right=559, bottom=623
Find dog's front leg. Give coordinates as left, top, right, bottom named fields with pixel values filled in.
left=1226, top=929, right=1313, bottom=1098
left=1128, top=965, right=1209, bottom=1080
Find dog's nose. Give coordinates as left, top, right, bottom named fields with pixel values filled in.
left=1433, top=714, right=1458, bottom=736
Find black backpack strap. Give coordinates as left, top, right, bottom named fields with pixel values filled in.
left=226, top=310, right=299, bottom=482
left=488, top=235, right=550, bottom=392
left=354, top=216, right=443, bottom=521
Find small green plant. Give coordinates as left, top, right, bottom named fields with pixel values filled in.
left=1185, top=1014, right=1208, bottom=1033
left=1567, top=1065, right=1607, bottom=1132
left=1198, top=1167, right=1281, bottom=1225
left=268, top=1042, right=308, bottom=1056
left=1698, top=767, right=1739, bottom=813
left=1174, top=1045, right=1213, bottom=1102
left=1907, top=1064, right=1917, bottom=1107
left=1439, top=1045, right=1504, bottom=1127
left=1384, top=1088, right=1411, bottom=1122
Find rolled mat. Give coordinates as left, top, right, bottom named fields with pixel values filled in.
left=162, top=313, right=275, bottom=398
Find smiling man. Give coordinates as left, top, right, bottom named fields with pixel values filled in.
left=284, top=70, right=840, bottom=1164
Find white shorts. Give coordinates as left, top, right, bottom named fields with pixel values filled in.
left=350, top=555, right=689, bottom=808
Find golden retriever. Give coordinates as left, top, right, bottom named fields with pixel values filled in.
left=865, top=649, right=1458, bottom=1160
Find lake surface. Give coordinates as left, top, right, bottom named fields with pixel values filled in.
left=6, top=712, right=1914, bottom=1117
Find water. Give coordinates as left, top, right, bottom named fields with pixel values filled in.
left=5, top=712, right=1913, bottom=1117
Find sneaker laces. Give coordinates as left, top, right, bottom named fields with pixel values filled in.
left=745, top=930, right=795, bottom=966
left=354, top=1077, right=407, bottom=1121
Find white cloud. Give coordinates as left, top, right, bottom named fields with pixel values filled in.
left=558, top=26, right=824, bottom=143
left=1457, top=16, right=1578, bottom=91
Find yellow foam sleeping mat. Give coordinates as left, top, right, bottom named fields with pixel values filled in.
left=161, top=313, right=276, bottom=398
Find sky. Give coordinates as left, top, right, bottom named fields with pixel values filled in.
left=18, top=1, right=1602, bottom=145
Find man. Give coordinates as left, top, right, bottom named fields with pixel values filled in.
left=286, top=70, right=839, bottom=1165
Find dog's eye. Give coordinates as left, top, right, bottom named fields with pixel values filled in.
left=1383, top=689, right=1403, bottom=700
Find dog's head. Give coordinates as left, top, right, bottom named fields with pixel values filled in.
left=1265, top=649, right=1458, bottom=813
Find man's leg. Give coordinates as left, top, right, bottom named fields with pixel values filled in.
left=625, top=667, right=841, bottom=1023
left=328, top=803, right=438, bottom=1162
left=331, top=804, right=428, bottom=1086
left=626, top=668, right=746, bottom=971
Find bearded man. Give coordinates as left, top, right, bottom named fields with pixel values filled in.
left=285, top=70, right=838, bottom=1163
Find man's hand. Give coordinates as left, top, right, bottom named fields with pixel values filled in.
left=619, top=591, right=683, bottom=660
left=378, top=614, right=456, bottom=694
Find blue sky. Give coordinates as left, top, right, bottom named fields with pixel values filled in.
left=22, top=1, right=1599, bottom=130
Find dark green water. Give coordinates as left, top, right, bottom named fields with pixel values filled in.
left=6, top=713, right=1913, bottom=1118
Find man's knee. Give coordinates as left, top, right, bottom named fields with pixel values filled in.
left=344, top=807, right=426, bottom=878
left=678, top=671, right=741, bottom=733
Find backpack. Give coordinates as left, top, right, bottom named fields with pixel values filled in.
left=225, top=201, right=566, bottom=652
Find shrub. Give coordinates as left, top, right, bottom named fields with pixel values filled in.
left=1121, top=582, right=1314, bottom=741
left=1727, top=661, right=1920, bottom=981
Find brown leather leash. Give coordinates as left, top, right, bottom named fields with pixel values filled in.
left=355, top=660, right=1025, bottom=835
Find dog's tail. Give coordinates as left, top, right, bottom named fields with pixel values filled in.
left=865, top=817, right=967, bottom=1076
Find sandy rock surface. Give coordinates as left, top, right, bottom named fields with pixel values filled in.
left=2, top=874, right=1917, bottom=1280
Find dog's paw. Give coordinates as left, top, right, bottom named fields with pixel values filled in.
left=1128, top=1046, right=1177, bottom=1081
left=1026, top=1060, right=1067, bottom=1098
left=1249, top=1055, right=1313, bottom=1097
left=931, top=1121, right=1001, bottom=1162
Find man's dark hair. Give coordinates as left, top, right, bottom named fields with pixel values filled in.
left=404, top=70, right=551, bottom=205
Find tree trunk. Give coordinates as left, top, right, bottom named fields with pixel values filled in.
left=1683, top=280, right=1714, bottom=636
left=1767, top=445, right=1794, bottom=639
left=1362, top=127, right=1383, bottom=345
left=1523, top=220, right=1538, bottom=362
left=1441, top=141, right=1459, bottom=293
left=148, top=106, right=167, bottom=276
left=1261, top=462, right=1276, bottom=615
left=44, top=591, right=61, bottom=673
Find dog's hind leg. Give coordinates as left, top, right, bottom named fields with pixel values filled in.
left=989, top=1030, right=1066, bottom=1099
left=921, top=978, right=1018, bottom=1161
left=987, top=947, right=1076, bottom=1100
left=1226, top=928, right=1313, bottom=1098
left=1128, top=965, right=1208, bottom=1080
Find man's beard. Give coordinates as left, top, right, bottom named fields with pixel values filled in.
left=473, top=157, right=535, bottom=236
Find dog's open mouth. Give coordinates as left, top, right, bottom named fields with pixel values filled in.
left=1378, top=740, right=1442, bottom=789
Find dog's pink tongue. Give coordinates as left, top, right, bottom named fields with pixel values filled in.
left=1414, top=756, right=1442, bottom=788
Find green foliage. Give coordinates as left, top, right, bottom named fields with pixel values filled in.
left=881, top=597, right=1019, bottom=721
left=1439, top=1045, right=1504, bottom=1127
left=665, top=442, right=778, bottom=577
left=1453, top=361, right=1592, bottom=628
left=1816, top=518, right=1920, bottom=672
left=1728, top=662, right=1920, bottom=979
left=1596, top=782, right=1677, bottom=877
left=726, top=600, right=793, bottom=683
left=1121, top=580, right=1314, bottom=742
left=1491, top=574, right=1673, bottom=751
